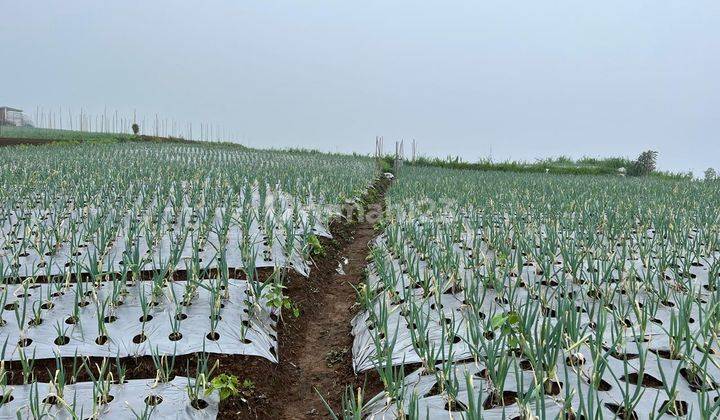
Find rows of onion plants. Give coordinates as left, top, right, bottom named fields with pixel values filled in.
left=0, top=347, right=221, bottom=418
left=0, top=144, right=374, bottom=279
left=0, top=143, right=376, bottom=417
left=349, top=166, right=720, bottom=419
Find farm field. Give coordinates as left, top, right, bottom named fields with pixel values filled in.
left=0, top=126, right=137, bottom=144
left=0, top=141, right=379, bottom=418
left=350, top=166, right=720, bottom=419
left=1, top=140, right=719, bottom=419
left=3, top=0, right=714, bottom=418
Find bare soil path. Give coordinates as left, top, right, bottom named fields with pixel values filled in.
left=223, top=177, right=389, bottom=419
left=278, top=178, right=388, bottom=419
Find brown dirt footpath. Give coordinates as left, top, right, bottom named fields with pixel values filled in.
left=230, top=176, right=390, bottom=419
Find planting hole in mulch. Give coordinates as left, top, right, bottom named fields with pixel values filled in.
left=604, top=403, right=639, bottom=420
left=544, top=379, right=563, bottom=395
left=206, top=331, right=220, bottom=341
left=659, top=399, right=688, bottom=416
left=566, top=353, right=585, bottom=366
left=587, top=290, right=602, bottom=299
left=519, top=359, right=534, bottom=370
left=506, top=348, right=522, bottom=357
left=97, top=394, right=114, bottom=404
left=542, top=306, right=557, bottom=317
left=474, top=368, right=489, bottom=379
left=588, top=377, right=612, bottom=391
left=482, top=391, right=518, bottom=409
left=444, top=399, right=468, bottom=412
left=650, top=348, right=682, bottom=360
left=54, top=335, right=70, bottom=345
left=696, top=344, right=717, bottom=355
left=620, top=372, right=663, bottom=388
left=95, top=335, right=109, bottom=345
left=132, top=333, right=147, bottom=344
left=448, top=334, right=462, bottom=344
left=680, top=368, right=718, bottom=391
left=169, top=332, right=183, bottom=341
left=42, top=395, right=59, bottom=405
left=630, top=335, right=649, bottom=343
left=607, top=349, right=639, bottom=361
left=145, top=395, right=163, bottom=406
left=191, top=398, right=209, bottom=410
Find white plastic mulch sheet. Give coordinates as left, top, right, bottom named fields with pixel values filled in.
left=0, top=376, right=219, bottom=419
left=353, top=233, right=716, bottom=371
left=1, top=279, right=278, bottom=362
left=0, top=188, right=334, bottom=278
left=363, top=355, right=718, bottom=419
left=352, top=235, right=720, bottom=418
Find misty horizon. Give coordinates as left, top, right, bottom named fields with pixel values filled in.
left=1, top=1, right=718, bottom=175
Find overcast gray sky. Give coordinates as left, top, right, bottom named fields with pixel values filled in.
left=1, top=1, right=718, bottom=175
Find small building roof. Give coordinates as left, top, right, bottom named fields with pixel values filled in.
left=0, top=107, right=23, bottom=112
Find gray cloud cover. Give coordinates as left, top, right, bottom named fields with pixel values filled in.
left=1, top=1, right=718, bottom=175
